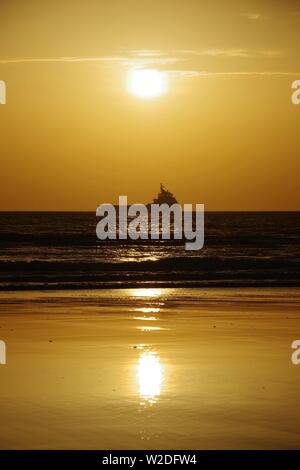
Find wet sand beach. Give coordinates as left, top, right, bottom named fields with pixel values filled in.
left=0, top=288, right=300, bottom=449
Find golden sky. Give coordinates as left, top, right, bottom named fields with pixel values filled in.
left=0, top=0, right=299, bottom=210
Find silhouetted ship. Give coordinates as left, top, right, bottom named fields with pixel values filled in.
left=149, top=183, right=178, bottom=206
left=111, top=184, right=178, bottom=208
left=101, top=184, right=181, bottom=241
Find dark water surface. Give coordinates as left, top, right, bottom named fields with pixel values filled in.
left=0, top=212, right=299, bottom=289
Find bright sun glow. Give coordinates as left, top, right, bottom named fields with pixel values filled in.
left=128, top=69, right=168, bottom=99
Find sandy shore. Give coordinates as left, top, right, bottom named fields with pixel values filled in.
left=0, top=288, right=299, bottom=449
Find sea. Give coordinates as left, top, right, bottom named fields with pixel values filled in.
left=0, top=211, right=299, bottom=290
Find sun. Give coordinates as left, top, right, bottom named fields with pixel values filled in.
left=128, top=69, right=168, bottom=99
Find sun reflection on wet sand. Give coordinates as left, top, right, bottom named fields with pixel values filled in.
left=135, top=307, right=161, bottom=313
left=137, top=352, right=163, bottom=406
left=134, top=316, right=158, bottom=321
left=137, top=326, right=164, bottom=332
left=129, top=289, right=167, bottom=406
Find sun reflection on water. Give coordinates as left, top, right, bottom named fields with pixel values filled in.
left=138, top=352, right=163, bottom=406
left=130, top=288, right=163, bottom=298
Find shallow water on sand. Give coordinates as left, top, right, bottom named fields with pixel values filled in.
left=0, top=288, right=300, bottom=449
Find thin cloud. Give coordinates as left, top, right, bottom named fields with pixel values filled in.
left=191, top=71, right=300, bottom=77
left=1, top=51, right=296, bottom=79
left=241, top=12, right=262, bottom=20
left=166, top=70, right=201, bottom=78
left=130, top=48, right=251, bottom=59
left=0, top=56, right=126, bottom=64
left=0, top=49, right=283, bottom=66
left=130, top=48, right=283, bottom=59
left=178, top=49, right=283, bottom=58
left=181, top=48, right=249, bottom=57
left=130, top=50, right=166, bottom=57
left=125, top=57, right=181, bottom=68
left=254, top=50, right=283, bottom=58
left=165, top=69, right=300, bottom=79
left=0, top=55, right=180, bottom=69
